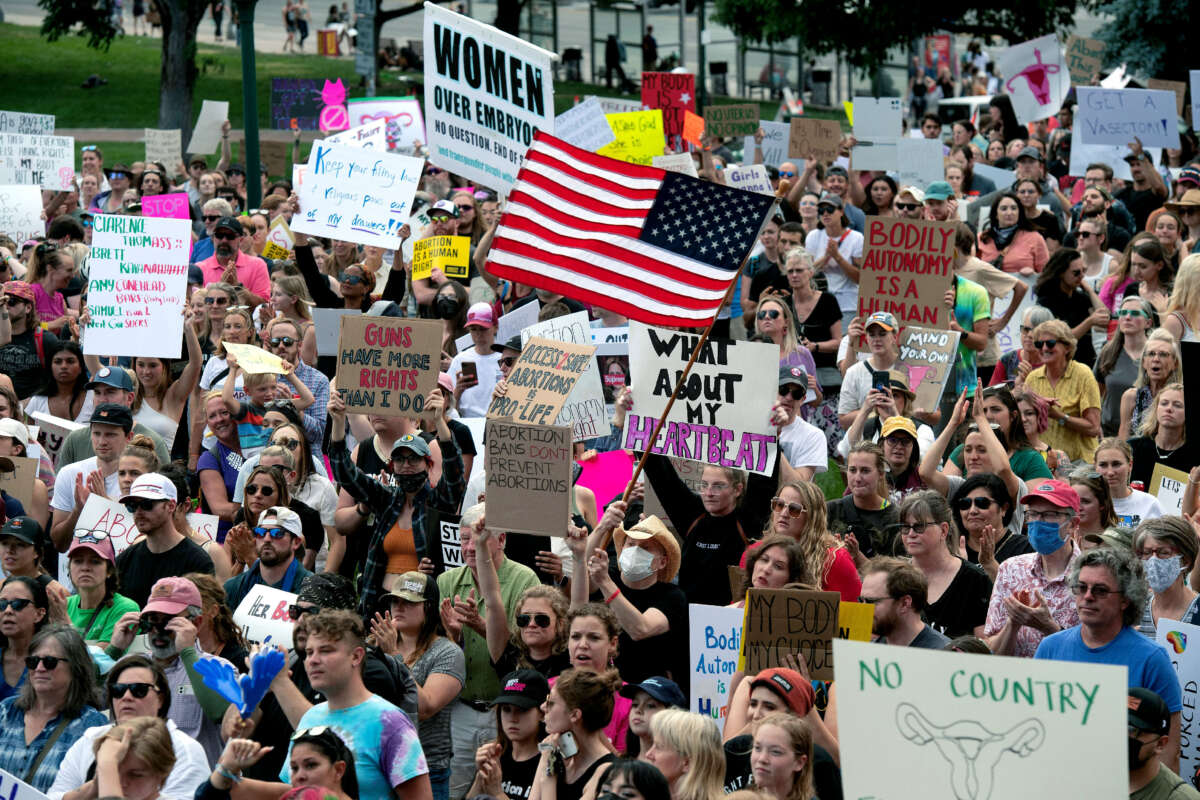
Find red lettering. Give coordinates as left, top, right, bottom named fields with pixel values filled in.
left=271, top=601, right=290, bottom=620
left=867, top=219, right=887, bottom=246
left=363, top=323, right=413, bottom=348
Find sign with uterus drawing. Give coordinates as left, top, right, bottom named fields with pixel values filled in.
left=997, top=34, right=1071, bottom=125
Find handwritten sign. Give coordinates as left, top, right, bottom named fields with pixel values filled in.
left=484, top=419, right=572, bottom=536
left=0, top=766, right=52, bottom=800
left=271, top=78, right=324, bottom=130
left=744, top=120, right=789, bottom=167
left=487, top=335, right=597, bottom=425
left=521, top=312, right=606, bottom=442
left=651, top=152, right=698, bottom=177
left=555, top=97, right=616, bottom=153
left=186, top=512, right=219, bottom=542
left=326, top=118, right=389, bottom=150
left=689, top=603, right=744, bottom=731
left=742, top=588, right=841, bottom=680
left=259, top=140, right=290, bottom=178
left=898, top=325, right=962, bottom=411
left=84, top=215, right=190, bottom=358
left=838, top=601, right=874, bottom=643
left=75, top=494, right=141, bottom=558
left=1065, top=36, right=1105, bottom=84
left=144, top=128, right=182, bottom=168
left=997, top=34, right=1070, bottom=125
left=897, top=138, right=945, bottom=190
left=682, top=110, right=704, bottom=147
left=0, top=133, right=74, bottom=190
left=266, top=217, right=294, bottom=252
left=336, top=316, right=442, bottom=416
left=834, top=638, right=1126, bottom=800
left=0, top=185, right=43, bottom=243
left=439, top=514, right=464, bottom=568
left=642, top=72, right=695, bottom=142
left=186, top=100, right=229, bottom=155
left=724, top=164, right=773, bottom=195
left=703, top=103, right=758, bottom=138
left=1075, top=87, right=1181, bottom=149
left=625, top=321, right=778, bottom=475
left=1157, top=618, right=1200, bottom=783
left=411, top=235, right=470, bottom=281
left=858, top=216, right=957, bottom=329
left=1145, top=78, right=1186, bottom=117
left=346, top=97, right=427, bottom=151
left=141, top=192, right=191, bottom=220
left=233, top=584, right=298, bottom=647
left=788, top=118, right=842, bottom=162
left=292, top=140, right=423, bottom=249
left=223, top=342, right=287, bottom=374
left=588, top=95, right=643, bottom=115
left=0, top=457, right=36, bottom=512
left=597, top=110, right=665, bottom=166
left=0, top=111, right=54, bottom=135
left=1150, top=463, right=1188, bottom=515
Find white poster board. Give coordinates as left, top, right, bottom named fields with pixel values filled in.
left=233, top=584, right=298, bottom=647
left=144, top=128, right=183, bottom=168
left=1075, top=87, right=1182, bottom=150
left=1068, top=141, right=1161, bottom=183
left=423, top=2, right=556, bottom=193
left=346, top=97, right=427, bottom=151
left=1157, top=618, right=1200, bottom=783
left=185, top=512, right=219, bottom=542
left=743, top=120, right=789, bottom=167
left=724, top=164, right=773, bottom=195
left=0, top=766, right=52, bottom=800
left=896, top=138, right=945, bottom=190
left=587, top=96, right=644, bottom=115
left=688, top=603, right=744, bottom=732
left=312, top=307, right=361, bottom=356
left=84, top=215, right=190, bottom=358
left=651, top=153, right=699, bottom=178
left=834, top=639, right=1127, bottom=800
left=851, top=97, right=901, bottom=172
left=1192, top=71, right=1200, bottom=134
left=439, top=517, right=464, bottom=568
left=495, top=299, right=540, bottom=344
left=521, top=311, right=607, bottom=441
left=74, top=494, right=142, bottom=558
left=0, top=111, right=54, bottom=135
left=555, top=98, right=616, bottom=152
left=996, top=34, right=1070, bottom=125
left=326, top=119, right=389, bottom=150
left=0, top=185, right=44, bottom=243
left=0, top=133, right=75, bottom=191
left=186, top=100, right=229, bottom=155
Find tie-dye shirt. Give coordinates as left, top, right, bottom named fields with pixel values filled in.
left=282, top=695, right=429, bottom=800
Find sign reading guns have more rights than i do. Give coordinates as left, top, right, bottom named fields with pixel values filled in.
left=336, top=316, right=442, bottom=417
left=85, top=215, right=190, bottom=358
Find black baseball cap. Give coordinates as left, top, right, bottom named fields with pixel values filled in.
left=214, top=216, right=243, bottom=235
left=1128, top=688, right=1170, bottom=736
left=619, top=676, right=686, bottom=708
left=490, top=334, right=523, bottom=355
left=0, top=516, right=40, bottom=546
left=490, top=669, right=550, bottom=709
left=89, top=403, right=134, bottom=433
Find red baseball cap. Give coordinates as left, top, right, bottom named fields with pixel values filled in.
left=749, top=668, right=816, bottom=715
left=1021, top=479, right=1080, bottom=513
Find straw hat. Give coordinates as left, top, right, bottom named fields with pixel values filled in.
left=613, top=515, right=681, bottom=582
left=1166, top=189, right=1200, bottom=213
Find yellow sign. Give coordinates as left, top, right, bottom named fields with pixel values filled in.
left=843, top=101, right=854, bottom=126
left=838, top=601, right=874, bottom=642
left=261, top=241, right=291, bottom=260
left=412, top=235, right=471, bottom=281
left=1150, top=463, right=1189, bottom=515
left=222, top=342, right=287, bottom=375
left=597, top=110, right=665, bottom=166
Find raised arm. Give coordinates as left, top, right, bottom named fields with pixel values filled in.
left=919, top=388, right=969, bottom=497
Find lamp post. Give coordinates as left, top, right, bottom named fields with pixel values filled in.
left=235, top=0, right=262, bottom=208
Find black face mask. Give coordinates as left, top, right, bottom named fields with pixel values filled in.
left=396, top=471, right=427, bottom=493
left=1128, top=735, right=1152, bottom=770
left=435, top=296, right=461, bottom=319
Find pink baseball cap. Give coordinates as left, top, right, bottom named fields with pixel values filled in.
left=437, top=372, right=453, bottom=393
left=465, top=302, right=495, bottom=328
left=68, top=529, right=117, bottom=564
left=143, top=577, right=202, bottom=616
left=1021, top=479, right=1080, bottom=513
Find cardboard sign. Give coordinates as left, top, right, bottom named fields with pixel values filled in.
left=261, top=242, right=290, bottom=260
left=744, top=120, right=789, bottom=167
left=84, top=215, right=190, bottom=358
left=0, top=766, right=52, bottom=800
left=411, top=235, right=470, bottom=281
left=682, top=110, right=704, bottom=147
left=1147, top=78, right=1187, bottom=117
left=641, top=72, right=695, bottom=141
left=439, top=514, right=464, bottom=568
left=259, top=140, right=290, bottom=178
left=997, top=34, right=1070, bottom=125
left=484, top=419, right=572, bottom=535
left=0, top=133, right=74, bottom=190
left=554, top=97, right=616, bottom=153
left=1158, top=618, right=1200, bottom=783
left=487, top=335, right=597, bottom=425
left=0, top=185, right=44, bottom=243
left=898, top=325, right=962, bottom=411
left=597, top=110, right=665, bottom=166
left=74, top=494, right=142, bottom=558
left=703, top=103, right=758, bottom=138
left=233, top=584, right=298, bottom=647
left=311, top=307, right=360, bottom=357
left=144, top=128, right=182, bottom=168
left=0, top=111, right=54, bottom=135
left=724, top=164, right=773, bottom=195
left=834, top=638, right=1127, bottom=800
left=270, top=78, right=324, bottom=130
left=896, top=138, right=945, bottom=190
left=140, top=192, right=191, bottom=220
left=326, top=119, right=389, bottom=151
left=223, top=342, right=286, bottom=374
left=187, top=100, right=229, bottom=154
left=1075, top=87, right=1181, bottom=149
left=1065, top=36, right=1105, bottom=84
left=521, top=312, right=607, bottom=442
left=0, top=456, right=36, bottom=512
left=788, top=118, right=842, bottom=162
left=651, top=153, right=698, bottom=177
left=335, top=316, right=442, bottom=417
left=423, top=3, right=556, bottom=193
left=591, top=326, right=630, bottom=356
left=625, top=322, right=778, bottom=475
left=742, top=588, right=841, bottom=680
left=1150, top=463, right=1188, bottom=515
left=292, top=140, right=423, bottom=250
left=688, top=603, right=744, bottom=731
left=346, top=97, right=426, bottom=150
left=1192, top=71, right=1200, bottom=134
left=858, top=216, right=957, bottom=329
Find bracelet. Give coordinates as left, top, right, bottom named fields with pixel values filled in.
left=215, top=765, right=242, bottom=783
left=604, top=588, right=620, bottom=605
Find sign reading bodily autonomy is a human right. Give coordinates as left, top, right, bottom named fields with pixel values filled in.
left=423, top=2, right=556, bottom=193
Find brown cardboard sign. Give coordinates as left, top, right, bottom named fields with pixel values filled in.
left=742, top=588, right=842, bottom=680
left=897, top=325, right=962, bottom=412
left=486, top=336, right=596, bottom=426
left=0, top=457, right=37, bottom=512
left=335, top=316, right=442, bottom=417
left=1147, top=79, right=1187, bottom=116
left=484, top=420, right=572, bottom=536
left=788, top=118, right=843, bottom=162
left=858, top=216, right=958, bottom=330
left=260, top=140, right=291, bottom=178
left=1065, top=36, right=1105, bottom=85
left=703, top=104, right=759, bottom=138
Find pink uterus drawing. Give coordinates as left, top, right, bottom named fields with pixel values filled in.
left=1005, top=48, right=1061, bottom=105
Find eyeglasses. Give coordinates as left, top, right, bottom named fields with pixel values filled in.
left=24, top=655, right=63, bottom=671
left=74, top=528, right=111, bottom=541
left=1117, top=309, right=1148, bottom=318
left=244, top=484, right=276, bottom=497
left=1019, top=325, right=1033, bottom=334
left=392, top=453, right=425, bottom=466
left=1144, top=350, right=1173, bottom=360
left=205, top=296, right=230, bottom=306
left=1139, top=547, right=1180, bottom=560
left=858, top=595, right=891, bottom=604
left=4, top=297, right=23, bottom=308
left=264, top=399, right=296, bottom=411
left=1033, top=339, right=1059, bottom=350
left=882, top=435, right=914, bottom=447
left=1025, top=509, right=1071, bottom=522
left=253, top=526, right=289, bottom=539
left=275, top=437, right=301, bottom=450
left=136, top=616, right=173, bottom=634
left=516, top=613, right=551, bottom=628
left=777, top=385, right=804, bottom=400
left=770, top=497, right=805, bottom=518
left=897, top=521, right=937, bottom=535
left=757, top=309, right=781, bottom=320
left=269, top=336, right=298, bottom=347
left=339, top=273, right=364, bottom=285
left=110, top=682, right=157, bottom=699
left=895, top=202, right=921, bottom=211
left=1070, top=581, right=1116, bottom=599
left=955, top=496, right=995, bottom=511
left=699, top=481, right=730, bottom=491
left=499, top=356, right=517, bottom=368
left=288, top=603, right=321, bottom=620
left=124, top=499, right=165, bottom=513
left=0, top=598, right=33, bottom=612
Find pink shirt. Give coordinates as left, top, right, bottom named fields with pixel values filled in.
left=976, top=229, right=1049, bottom=274
left=32, top=283, right=66, bottom=325
left=198, top=250, right=271, bottom=299
left=983, top=549, right=1080, bottom=658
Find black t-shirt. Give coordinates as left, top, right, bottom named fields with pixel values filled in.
left=233, top=498, right=324, bottom=557
left=115, top=535, right=215, bottom=606
left=926, top=560, right=993, bottom=638
left=964, top=531, right=1034, bottom=568
left=724, top=734, right=843, bottom=800
left=500, top=748, right=540, bottom=800
left=0, top=328, right=60, bottom=399
left=1129, top=436, right=1189, bottom=490
left=1116, top=186, right=1164, bottom=231
left=793, top=291, right=843, bottom=369
left=418, top=419, right=478, bottom=460
left=614, top=580, right=689, bottom=690
left=749, top=264, right=789, bottom=304
left=1034, top=285, right=1096, bottom=367
left=826, top=496, right=900, bottom=559
left=555, top=754, right=614, bottom=800
left=492, top=642, right=572, bottom=683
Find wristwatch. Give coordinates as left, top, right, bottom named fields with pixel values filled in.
left=1056, top=417, right=1066, bottom=427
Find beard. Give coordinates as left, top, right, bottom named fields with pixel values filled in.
left=216, top=243, right=234, bottom=258
left=149, top=639, right=178, bottom=660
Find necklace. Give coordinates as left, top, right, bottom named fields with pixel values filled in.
left=1155, top=440, right=1182, bottom=459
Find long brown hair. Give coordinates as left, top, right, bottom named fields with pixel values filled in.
left=184, top=573, right=247, bottom=651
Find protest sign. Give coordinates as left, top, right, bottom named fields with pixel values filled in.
left=724, top=164, right=773, bottom=195
left=597, top=110, right=665, bottom=166
left=850, top=97, right=901, bottom=171
left=143, top=128, right=182, bottom=168
left=997, top=35, right=1070, bottom=125
left=0, top=457, right=36, bottom=512
left=1068, top=140, right=1159, bottom=182
left=140, top=192, right=190, bottom=220
left=0, top=111, right=54, bottom=135
left=484, top=419, right=572, bottom=535
left=641, top=72, right=695, bottom=141
left=858, top=216, right=957, bottom=329
left=591, top=326, right=630, bottom=356
left=742, top=588, right=841, bottom=679
left=554, top=97, right=616, bottom=152
left=1075, top=87, right=1181, bottom=149
left=336, top=316, right=442, bottom=416
left=326, top=119, right=389, bottom=150
left=75, top=494, right=141, bottom=557
left=898, top=326, right=962, bottom=411
left=488, top=335, right=597, bottom=425
left=834, top=638, right=1126, bottom=800
left=271, top=78, right=324, bottom=130
left=1184, top=341, right=1200, bottom=449
left=689, top=604, right=744, bottom=730
left=521, top=312, right=607, bottom=441
left=311, top=307, right=359, bottom=356
left=258, top=140, right=290, bottom=177
left=897, top=138, right=945, bottom=190
left=625, top=322, right=778, bottom=475
left=1192, top=71, right=1200, bottom=133
left=261, top=242, right=290, bottom=260
left=1147, top=78, right=1187, bottom=116
left=682, top=110, right=704, bottom=146
left=0, top=185, right=44, bottom=243
left=233, top=584, right=298, bottom=646
left=1158, top=618, right=1200, bottom=783
left=347, top=97, right=426, bottom=150
left=84, top=215, right=189, bottom=358
left=1150, top=463, right=1188, bottom=515
left=1065, top=36, right=1105, bottom=84
left=0, top=133, right=74, bottom=190
left=652, top=153, right=698, bottom=177
left=0, top=765, right=52, bottom=800
left=788, top=118, right=842, bottom=163
left=589, top=96, right=644, bottom=115
left=496, top=299, right=540, bottom=344
left=744, top=120, right=789, bottom=167
left=292, top=140, right=423, bottom=250
left=575, top=449, right=633, bottom=520
left=703, top=104, right=758, bottom=138
left=1100, top=65, right=1131, bottom=89
left=423, top=3, right=556, bottom=192
left=187, top=100, right=229, bottom=154
left=973, top=163, right=1017, bottom=189
left=838, top=601, right=874, bottom=642
left=439, top=513, right=465, bottom=568
left=186, top=513, right=220, bottom=542
left=223, top=342, right=287, bottom=374
left=266, top=216, right=295, bottom=251
left=411, top=235, right=470, bottom=280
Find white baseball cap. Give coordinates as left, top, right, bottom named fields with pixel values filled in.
left=119, top=473, right=179, bottom=504
left=0, top=418, right=30, bottom=444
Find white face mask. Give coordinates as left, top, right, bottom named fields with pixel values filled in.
left=1145, top=555, right=1184, bottom=594
left=618, top=545, right=657, bottom=583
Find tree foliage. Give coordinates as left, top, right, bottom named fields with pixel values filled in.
left=1093, top=0, right=1200, bottom=81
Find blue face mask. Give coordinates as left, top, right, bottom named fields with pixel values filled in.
left=1027, top=520, right=1065, bottom=555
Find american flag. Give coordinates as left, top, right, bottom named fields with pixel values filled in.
left=487, top=131, right=777, bottom=328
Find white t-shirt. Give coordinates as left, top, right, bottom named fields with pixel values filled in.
left=778, top=416, right=828, bottom=474
left=805, top=227, right=864, bottom=314
left=1112, top=490, right=1163, bottom=529
left=48, top=719, right=210, bottom=800
left=447, top=349, right=503, bottom=418
left=835, top=418, right=936, bottom=459
left=837, top=357, right=901, bottom=418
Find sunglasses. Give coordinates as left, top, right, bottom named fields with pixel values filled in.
left=955, top=496, right=995, bottom=511
left=275, top=437, right=301, bottom=450
left=213, top=232, right=239, bottom=241
left=757, top=309, right=781, bottom=320
left=425, top=167, right=444, bottom=176
left=264, top=399, right=296, bottom=411
left=124, top=499, right=164, bottom=513
left=269, top=336, right=298, bottom=347
left=1033, top=339, right=1059, bottom=350
left=0, top=598, right=33, bottom=612
left=818, top=206, right=837, bottom=214
left=4, top=297, right=23, bottom=307
left=288, top=604, right=320, bottom=620
left=777, top=385, right=804, bottom=400
left=245, top=484, right=276, bottom=497
left=339, top=273, right=364, bottom=285
left=499, top=356, right=517, bottom=368
left=895, top=202, right=921, bottom=211
left=205, top=296, right=230, bottom=306
left=136, top=617, right=173, bottom=634
left=83, top=218, right=94, bottom=228
left=110, top=682, right=157, bottom=699
left=253, top=526, right=289, bottom=539
left=779, top=170, right=796, bottom=178
left=1117, top=309, right=1148, bottom=318
left=1076, top=231, right=1097, bottom=239
left=24, top=655, right=63, bottom=671
left=108, top=172, right=131, bottom=181
left=81, top=145, right=98, bottom=152
left=770, top=497, right=805, bottom=518
left=516, top=613, right=551, bottom=628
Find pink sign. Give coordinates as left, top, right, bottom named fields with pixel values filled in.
left=575, top=449, right=635, bottom=521
left=141, top=192, right=190, bottom=220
